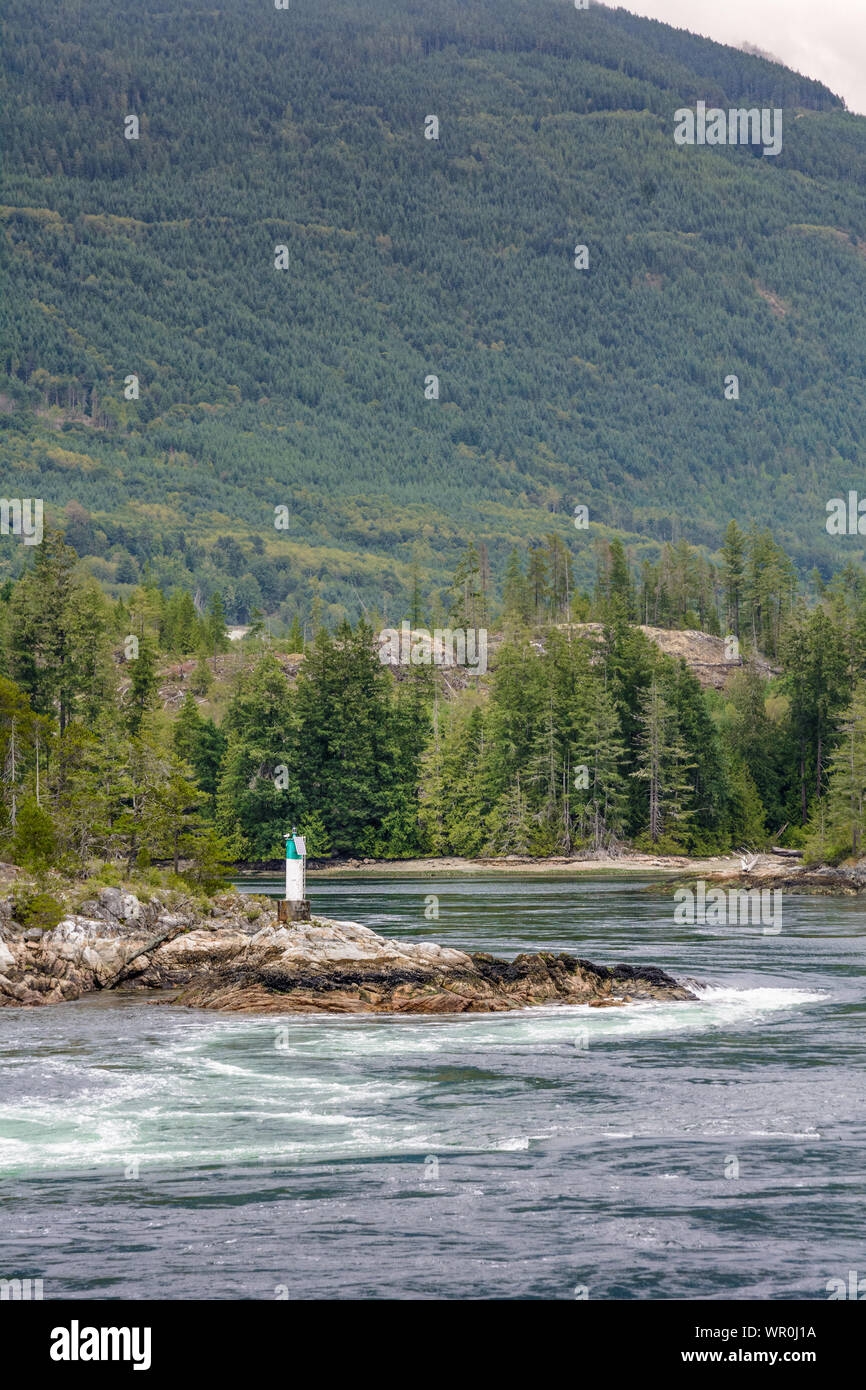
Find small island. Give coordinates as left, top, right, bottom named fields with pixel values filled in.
left=0, top=881, right=695, bottom=1013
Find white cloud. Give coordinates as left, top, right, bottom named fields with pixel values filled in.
left=613, top=0, right=866, bottom=115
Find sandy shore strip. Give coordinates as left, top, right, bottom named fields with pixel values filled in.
left=306, top=851, right=785, bottom=879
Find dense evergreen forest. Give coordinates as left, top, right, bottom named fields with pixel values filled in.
left=3, top=1, right=866, bottom=876
left=3, top=520, right=866, bottom=876
left=2, top=0, right=866, bottom=627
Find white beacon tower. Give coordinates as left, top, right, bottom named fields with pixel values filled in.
left=279, top=827, right=310, bottom=923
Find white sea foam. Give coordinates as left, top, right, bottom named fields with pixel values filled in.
left=0, top=983, right=831, bottom=1175
left=691, top=984, right=827, bottom=1007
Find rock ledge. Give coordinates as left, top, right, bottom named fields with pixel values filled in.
left=0, top=890, right=696, bottom=1013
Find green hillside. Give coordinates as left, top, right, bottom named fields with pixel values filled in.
left=2, top=0, right=865, bottom=625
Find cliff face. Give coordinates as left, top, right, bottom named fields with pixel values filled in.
left=565, top=625, right=780, bottom=691
left=0, top=889, right=695, bottom=1013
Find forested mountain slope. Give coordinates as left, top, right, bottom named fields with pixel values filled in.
left=2, top=0, right=865, bottom=624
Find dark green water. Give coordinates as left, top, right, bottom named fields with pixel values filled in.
left=0, top=874, right=863, bottom=1299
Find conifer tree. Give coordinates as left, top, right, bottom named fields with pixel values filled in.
left=287, top=614, right=304, bottom=653
left=544, top=533, right=573, bottom=621
left=68, top=581, right=116, bottom=727
left=215, top=653, right=296, bottom=858
left=781, top=605, right=852, bottom=821
left=502, top=549, right=531, bottom=627
left=126, top=634, right=159, bottom=736
left=204, top=591, right=230, bottom=655
left=573, top=681, right=628, bottom=851
left=8, top=531, right=78, bottom=732
left=448, top=544, right=482, bottom=634
left=11, top=795, right=56, bottom=871
left=162, top=590, right=199, bottom=654
left=632, top=679, right=695, bottom=846
left=173, top=690, right=226, bottom=812
left=487, top=771, right=534, bottom=854
left=805, top=684, right=866, bottom=859
left=526, top=544, right=549, bottom=622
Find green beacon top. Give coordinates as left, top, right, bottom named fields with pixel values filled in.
left=286, top=831, right=300, bottom=860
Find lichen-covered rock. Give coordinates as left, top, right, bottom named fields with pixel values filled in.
left=0, top=891, right=696, bottom=1013
left=0, top=890, right=206, bottom=1005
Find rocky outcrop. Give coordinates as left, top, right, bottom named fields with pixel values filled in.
left=0, top=888, right=696, bottom=1013
left=0, top=886, right=197, bottom=1005
left=676, top=854, right=866, bottom=896
left=557, top=625, right=779, bottom=691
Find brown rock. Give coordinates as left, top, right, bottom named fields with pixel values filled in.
left=0, top=892, right=696, bottom=1015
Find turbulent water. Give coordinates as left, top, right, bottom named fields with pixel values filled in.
left=1, top=874, right=863, bottom=1300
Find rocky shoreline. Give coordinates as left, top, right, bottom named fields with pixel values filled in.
left=668, top=854, right=866, bottom=897
left=0, top=887, right=696, bottom=1013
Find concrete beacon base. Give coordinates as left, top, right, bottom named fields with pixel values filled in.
left=278, top=898, right=311, bottom=924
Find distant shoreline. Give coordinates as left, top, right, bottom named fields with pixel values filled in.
left=234, top=851, right=866, bottom=895
left=236, top=851, right=752, bottom=880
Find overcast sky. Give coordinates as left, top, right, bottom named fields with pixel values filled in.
left=613, top=0, right=866, bottom=115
